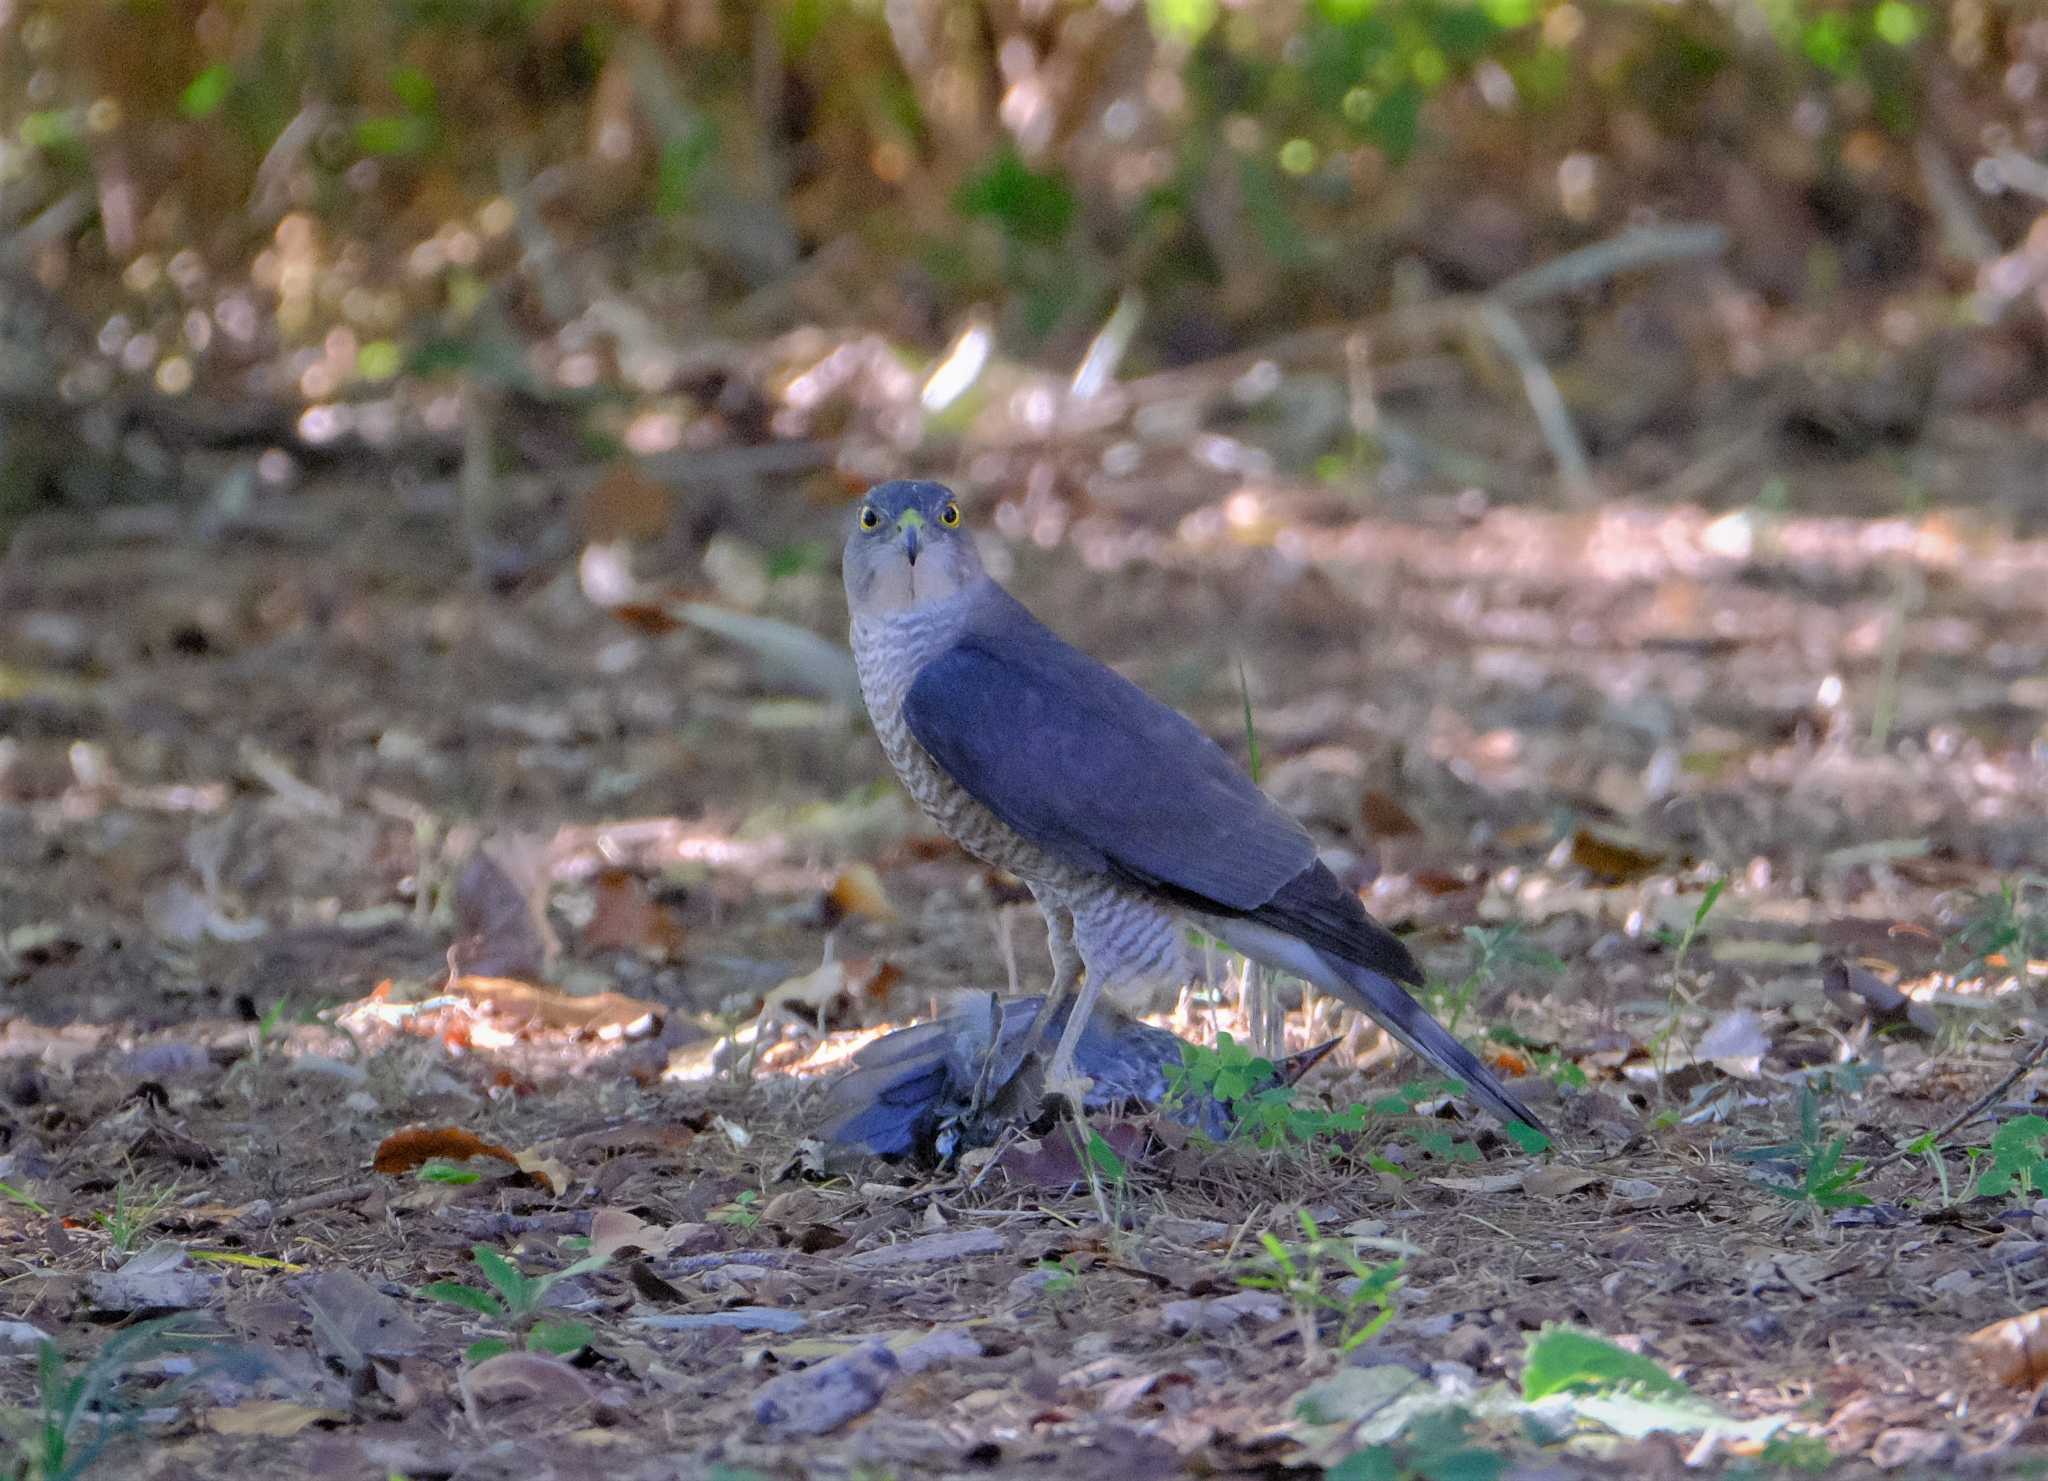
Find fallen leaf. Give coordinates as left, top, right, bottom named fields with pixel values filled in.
left=752, top=1340, right=897, bottom=1434
left=513, top=1148, right=573, bottom=1196
left=1965, top=1308, right=2048, bottom=1387
left=1695, top=1009, right=1771, bottom=1077
left=372, top=1125, right=518, bottom=1176
left=205, top=1400, right=347, bottom=1436
left=1522, top=1166, right=1604, bottom=1198
left=460, top=1351, right=596, bottom=1410
left=825, top=863, right=896, bottom=923
left=1710, top=938, right=1823, bottom=965
left=1569, top=828, right=1666, bottom=885
left=449, top=840, right=557, bottom=980
left=581, top=869, right=687, bottom=960
left=1360, top=790, right=1423, bottom=837
left=451, top=976, right=662, bottom=1039
left=581, top=462, right=672, bottom=544
left=1427, top=1172, right=1524, bottom=1195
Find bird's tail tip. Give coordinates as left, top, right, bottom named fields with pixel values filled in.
left=1320, top=953, right=1548, bottom=1135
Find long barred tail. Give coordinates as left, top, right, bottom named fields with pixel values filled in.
left=1319, top=950, right=1546, bottom=1132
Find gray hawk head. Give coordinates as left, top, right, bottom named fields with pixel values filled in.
left=842, top=479, right=986, bottom=618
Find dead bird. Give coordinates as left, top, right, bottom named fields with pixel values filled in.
left=816, top=993, right=1336, bottom=1163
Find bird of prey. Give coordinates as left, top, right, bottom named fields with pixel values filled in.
left=818, top=993, right=1339, bottom=1163
left=842, top=478, right=1542, bottom=1131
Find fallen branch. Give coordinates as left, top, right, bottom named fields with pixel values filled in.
left=1871, top=1032, right=2048, bottom=1173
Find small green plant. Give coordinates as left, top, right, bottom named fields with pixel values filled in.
left=415, top=1160, right=484, bottom=1187
left=1237, top=1210, right=1403, bottom=1362
left=1169, top=1032, right=1276, bottom=1107
left=1522, top=1324, right=1692, bottom=1402
left=1065, top=1125, right=1133, bottom=1236
left=1970, top=1115, right=2048, bottom=1200
left=1737, top=1084, right=1871, bottom=1211
left=709, top=1189, right=762, bottom=1228
left=1168, top=1036, right=1395, bottom=1151
left=1746, top=1430, right=1837, bottom=1473
left=1651, top=879, right=1726, bottom=1084
left=1034, top=1256, right=1084, bottom=1311
left=1328, top=1407, right=1507, bottom=1481
left=94, top=1181, right=180, bottom=1255
left=418, top=1244, right=607, bottom=1362
left=1434, top=923, right=1563, bottom=1037
left=13, top=1318, right=205, bottom=1481
left=1953, top=876, right=2047, bottom=988
left=0, top=1180, right=52, bottom=1217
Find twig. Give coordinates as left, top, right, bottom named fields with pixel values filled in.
left=1489, top=222, right=1729, bottom=307
left=1871, top=1033, right=2048, bottom=1172
left=1475, top=299, right=1593, bottom=504
left=1121, top=221, right=1729, bottom=408
left=1915, top=136, right=1998, bottom=265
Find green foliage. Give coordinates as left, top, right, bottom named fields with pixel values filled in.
left=13, top=1319, right=207, bottom=1481
left=1521, top=1325, right=1691, bottom=1403
left=1953, top=876, right=2047, bottom=988
left=1083, top=1129, right=1127, bottom=1185
left=179, top=65, right=232, bottom=119
left=954, top=148, right=1076, bottom=248
left=1971, top=1115, right=2048, bottom=1201
left=1238, top=1210, right=1404, bottom=1360
left=1170, top=1032, right=1275, bottom=1106
left=1434, top=922, right=1562, bottom=1036
left=1738, top=1085, right=1872, bottom=1210
left=415, top=1160, right=483, bottom=1186
left=709, top=1190, right=763, bottom=1228
left=1329, top=1408, right=1507, bottom=1481
left=418, top=1243, right=607, bottom=1362
left=0, top=1180, right=52, bottom=1217
left=93, top=1181, right=179, bottom=1255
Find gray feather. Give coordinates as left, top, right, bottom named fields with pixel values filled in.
left=901, top=584, right=1314, bottom=911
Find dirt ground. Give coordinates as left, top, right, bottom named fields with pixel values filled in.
left=0, top=451, right=2045, bottom=1479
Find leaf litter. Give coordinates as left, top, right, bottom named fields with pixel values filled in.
left=0, top=465, right=2043, bottom=1479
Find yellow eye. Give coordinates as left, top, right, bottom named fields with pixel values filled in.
left=939, top=503, right=960, bottom=527
left=859, top=506, right=881, bottom=530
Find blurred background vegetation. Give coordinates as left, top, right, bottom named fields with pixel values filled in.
left=1, top=0, right=2045, bottom=532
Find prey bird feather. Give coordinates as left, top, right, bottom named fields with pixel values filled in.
left=840, top=479, right=1543, bottom=1133
left=817, top=993, right=1338, bottom=1162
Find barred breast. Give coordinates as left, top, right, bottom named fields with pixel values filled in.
left=850, top=604, right=1072, bottom=885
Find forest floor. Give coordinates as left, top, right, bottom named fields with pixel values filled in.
left=0, top=442, right=2045, bottom=1480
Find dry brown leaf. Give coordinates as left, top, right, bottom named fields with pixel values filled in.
left=513, top=1148, right=573, bottom=1197
left=1964, top=1308, right=2048, bottom=1387
left=581, top=461, right=673, bottom=544
left=449, top=839, right=558, bottom=980
left=372, top=1125, right=518, bottom=1177
left=1427, top=1172, right=1523, bottom=1195
left=451, top=975, right=663, bottom=1039
left=761, top=959, right=849, bottom=1020
left=1568, top=828, right=1666, bottom=884
left=826, top=863, right=897, bottom=923
left=205, top=1400, right=347, bottom=1436
left=581, top=869, right=687, bottom=960
left=1521, top=1166, right=1604, bottom=1198
left=1360, top=789, right=1424, bottom=838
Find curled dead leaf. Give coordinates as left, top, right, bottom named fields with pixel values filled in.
left=451, top=975, right=662, bottom=1039
left=1569, top=828, right=1666, bottom=885
left=1965, top=1308, right=2048, bottom=1387
left=372, top=1125, right=517, bottom=1177
left=825, top=863, right=896, bottom=923
left=513, top=1148, right=573, bottom=1197
left=582, top=869, right=687, bottom=960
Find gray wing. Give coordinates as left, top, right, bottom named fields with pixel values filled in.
left=902, top=587, right=1315, bottom=912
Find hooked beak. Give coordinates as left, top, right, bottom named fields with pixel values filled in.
left=896, top=510, right=924, bottom=565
